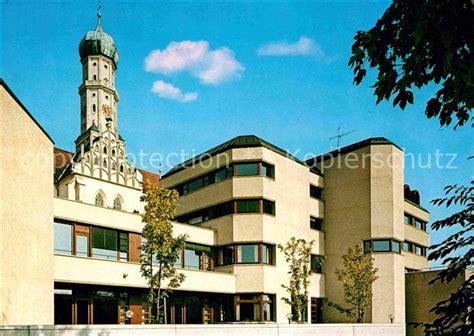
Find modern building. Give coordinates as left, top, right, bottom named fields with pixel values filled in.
left=1, top=12, right=435, bottom=327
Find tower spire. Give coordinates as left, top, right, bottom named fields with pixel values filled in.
left=96, top=0, right=102, bottom=31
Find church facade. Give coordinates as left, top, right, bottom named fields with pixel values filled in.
left=0, top=14, right=431, bottom=326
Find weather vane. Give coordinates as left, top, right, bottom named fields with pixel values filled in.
left=330, top=126, right=356, bottom=149
left=96, top=0, right=102, bottom=30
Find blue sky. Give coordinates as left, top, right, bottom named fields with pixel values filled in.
left=2, top=1, right=472, bottom=266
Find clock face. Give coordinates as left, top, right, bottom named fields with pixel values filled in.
left=102, top=104, right=113, bottom=119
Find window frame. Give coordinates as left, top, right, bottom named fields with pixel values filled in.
left=363, top=239, right=403, bottom=254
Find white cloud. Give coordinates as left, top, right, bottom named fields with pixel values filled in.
left=257, top=36, right=326, bottom=58
left=145, top=41, right=244, bottom=85
left=151, top=80, right=198, bottom=103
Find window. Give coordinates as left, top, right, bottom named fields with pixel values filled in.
left=310, top=217, right=322, bottom=230
left=215, top=166, right=233, bottom=183
left=75, top=235, right=89, bottom=257
left=392, top=240, right=401, bottom=253
left=235, top=163, right=258, bottom=176
left=236, top=200, right=259, bottom=213
left=235, top=294, right=274, bottom=322
left=54, top=221, right=72, bottom=255
left=261, top=162, right=275, bottom=179
left=311, top=255, right=323, bottom=273
left=373, top=240, right=390, bottom=252
left=113, top=197, right=122, bottom=210
left=310, top=185, right=322, bottom=199
left=92, top=104, right=96, bottom=112
left=403, top=242, right=413, bottom=253
left=218, top=243, right=275, bottom=266
left=404, top=212, right=427, bottom=231
left=119, top=232, right=128, bottom=261
left=261, top=244, right=274, bottom=264
left=415, top=246, right=422, bottom=256
left=95, top=193, right=104, bottom=207
left=184, top=249, right=200, bottom=270
left=364, top=239, right=402, bottom=253
left=262, top=200, right=275, bottom=215
left=92, top=227, right=118, bottom=260
left=237, top=245, right=259, bottom=263
left=218, top=245, right=234, bottom=265
left=103, top=147, right=107, bottom=154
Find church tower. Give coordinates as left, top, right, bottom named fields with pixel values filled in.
left=59, top=5, right=142, bottom=190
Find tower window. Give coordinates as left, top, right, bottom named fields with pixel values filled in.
left=112, top=162, right=116, bottom=170
left=93, top=62, right=97, bottom=66
left=95, top=193, right=104, bottom=207
left=112, top=149, right=116, bottom=156
left=103, top=159, right=107, bottom=168
left=105, top=95, right=109, bottom=100
left=93, top=75, right=97, bottom=80
left=113, top=197, right=122, bottom=210
left=103, top=147, right=107, bottom=154
left=94, top=157, right=99, bottom=165
left=92, top=93, right=96, bottom=97
left=120, top=164, right=124, bottom=173
left=104, top=64, right=108, bottom=69
left=92, top=104, right=96, bottom=113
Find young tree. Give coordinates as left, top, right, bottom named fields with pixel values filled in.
left=328, top=244, right=379, bottom=323
left=413, top=181, right=473, bottom=336
left=140, top=181, right=187, bottom=324
left=349, top=0, right=473, bottom=128
left=278, top=237, right=323, bottom=323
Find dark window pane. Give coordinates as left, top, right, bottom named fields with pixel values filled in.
left=92, top=227, right=118, bottom=260
left=188, top=178, right=203, bottom=193
left=219, top=246, right=234, bottom=265
left=54, top=222, right=72, bottom=255
left=373, top=240, right=390, bottom=252
left=261, top=163, right=275, bottom=179
left=311, top=255, right=322, bottom=273
left=364, top=241, right=372, bottom=253
left=238, top=245, right=259, bottom=263
left=310, top=185, right=322, bottom=199
left=403, top=242, right=410, bottom=252
left=263, top=200, right=275, bottom=215
left=310, top=217, right=322, bottom=230
left=235, top=163, right=258, bottom=176
left=236, top=200, right=259, bottom=213
left=404, top=214, right=411, bottom=225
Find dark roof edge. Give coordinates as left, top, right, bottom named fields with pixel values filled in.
left=1, top=78, right=54, bottom=144
left=307, top=137, right=403, bottom=164
left=162, top=135, right=322, bottom=179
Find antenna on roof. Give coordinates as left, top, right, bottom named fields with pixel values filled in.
left=329, top=126, right=356, bottom=149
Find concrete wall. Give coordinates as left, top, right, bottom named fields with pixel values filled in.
left=0, top=84, right=55, bottom=324
left=320, top=144, right=406, bottom=324
left=0, top=324, right=405, bottom=336
left=405, top=269, right=472, bottom=336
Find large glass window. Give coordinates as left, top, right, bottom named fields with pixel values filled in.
left=237, top=245, right=259, bottom=263
left=54, top=221, right=72, bottom=255
left=218, top=245, right=234, bottom=265
left=92, top=227, right=118, bottom=260
left=373, top=240, right=391, bottom=252
left=235, top=163, right=259, bottom=176
left=184, top=249, right=200, bottom=270
left=235, top=294, right=274, bottom=322
left=236, top=200, right=259, bottom=213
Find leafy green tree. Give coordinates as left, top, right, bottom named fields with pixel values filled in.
left=413, top=181, right=473, bottom=336
left=328, top=244, right=379, bottom=323
left=278, top=237, right=323, bottom=323
left=349, top=0, right=473, bottom=128
left=140, top=181, right=187, bottom=323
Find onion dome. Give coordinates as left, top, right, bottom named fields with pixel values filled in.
left=78, top=12, right=119, bottom=67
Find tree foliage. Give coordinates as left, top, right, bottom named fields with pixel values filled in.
left=349, top=0, right=473, bottom=128
left=328, top=244, right=379, bottom=323
left=140, top=181, right=187, bottom=323
left=278, top=237, right=323, bottom=323
left=412, top=181, right=473, bottom=336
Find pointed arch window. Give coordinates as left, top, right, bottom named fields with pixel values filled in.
left=113, top=197, right=122, bottom=210
left=103, top=147, right=107, bottom=154
left=112, top=162, right=117, bottom=171
left=94, top=157, right=99, bottom=165
left=120, top=164, right=124, bottom=173
left=95, top=193, right=104, bottom=207
left=103, top=159, right=107, bottom=168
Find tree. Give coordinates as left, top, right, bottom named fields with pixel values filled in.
left=349, top=0, right=473, bottom=128
left=328, top=244, right=379, bottom=323
left=278, top=237, right=323, bottom=323
left=412, top=181, right=473, bottom=336
left=140, top=181, right=187, bottom=324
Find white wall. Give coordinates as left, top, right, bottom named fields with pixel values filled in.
left=0, top=324, right=405, bottom=336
